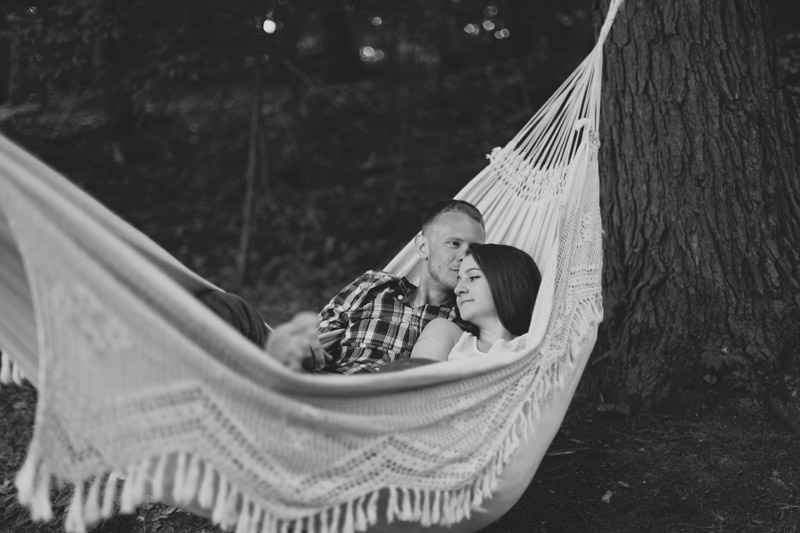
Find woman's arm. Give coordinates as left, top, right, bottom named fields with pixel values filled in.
left=410, top=318, right=464, bottom=361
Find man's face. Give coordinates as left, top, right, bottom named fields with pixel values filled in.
left=420, top=212, right=486, bottom=290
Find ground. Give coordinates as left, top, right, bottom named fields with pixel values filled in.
left=1, top=385, right=797, bottom=533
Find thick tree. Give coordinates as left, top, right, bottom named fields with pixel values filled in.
left=593, top=0, right=800, bottom=418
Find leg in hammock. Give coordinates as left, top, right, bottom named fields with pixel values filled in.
left=195, top=289, right=270, bottom=347
left=195, top=289, right=321, bottom=370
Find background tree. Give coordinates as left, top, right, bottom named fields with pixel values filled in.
left=592, top=0, right=800, bottom=417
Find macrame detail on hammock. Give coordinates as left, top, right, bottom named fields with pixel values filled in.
left=0, top=2, right=624, bottom=532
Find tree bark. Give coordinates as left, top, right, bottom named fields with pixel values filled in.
left=238, top=65, right=264, bottom=284
left=318, top=2, right=363, bottom=83
left=5, top=13, right=23, bottom=105
left=593, top=0, right=800, bottom=407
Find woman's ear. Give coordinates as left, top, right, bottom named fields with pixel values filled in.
left=414, top=232, right=429, bottom=260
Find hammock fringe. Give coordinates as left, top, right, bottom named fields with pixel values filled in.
left=9, top=292, right=601, bottom=533
left=0, top=349, right=25, bottom=386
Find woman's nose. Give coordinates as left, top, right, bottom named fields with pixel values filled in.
left=455, top=282, right=466, bottom=295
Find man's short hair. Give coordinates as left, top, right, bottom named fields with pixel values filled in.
left=420, top=200, right=485, bottom=235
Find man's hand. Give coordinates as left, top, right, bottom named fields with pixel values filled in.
left=265, top=312, right=321, bottom=371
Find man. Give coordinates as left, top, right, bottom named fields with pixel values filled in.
left=197, top=199, right=485, bottom=374
left=312, top=199, right=486, bottom=374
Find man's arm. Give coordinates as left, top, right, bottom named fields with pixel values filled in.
left=310, top=271, right=380, bottom=369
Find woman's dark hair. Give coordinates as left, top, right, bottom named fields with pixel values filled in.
left=468, top=244, right=542, bottom=336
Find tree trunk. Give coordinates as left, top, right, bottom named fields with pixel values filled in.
left=237, top=65, right=264, bottom=284
left=593, top=0, right=800, bottom=408
left=5, top=13, right=23, bottom=105
left=318, top=2, right=363, bottom=83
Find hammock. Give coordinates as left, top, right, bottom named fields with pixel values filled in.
left=0, top=2, right=622, bottom=531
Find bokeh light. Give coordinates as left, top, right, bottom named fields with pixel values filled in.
left=464, top=23, right=480, bottom=36
left=371, top=16, right=383, bottom=26
left=359, top=46, right=385, bottom=62
left=262, top=19, right=277, bottom=34
left=482, top=19, right=495, bottom=31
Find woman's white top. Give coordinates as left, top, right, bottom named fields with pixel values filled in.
left=448, top=331, right=527, bottom=360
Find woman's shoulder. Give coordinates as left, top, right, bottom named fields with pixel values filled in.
left=425, top=317, right=465, bottom=338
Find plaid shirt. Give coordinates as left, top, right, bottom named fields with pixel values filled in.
left=318, top=270, right=457, bottom=374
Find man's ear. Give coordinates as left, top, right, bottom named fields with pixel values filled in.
left=415, top=232, right=429, bottom=260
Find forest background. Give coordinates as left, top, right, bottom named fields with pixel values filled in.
left=1, top=0, right=800, bottom=531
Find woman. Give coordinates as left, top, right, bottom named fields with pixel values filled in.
left=410, top=243, right=541, bottom=361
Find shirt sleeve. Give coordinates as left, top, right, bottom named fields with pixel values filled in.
left=317, top=271, right=380, bottom=357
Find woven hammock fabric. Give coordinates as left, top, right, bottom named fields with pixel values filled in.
left=0, top=3, right=623, bottom=532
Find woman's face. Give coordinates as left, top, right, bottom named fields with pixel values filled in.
left=454, top=255, right=497, bottom=324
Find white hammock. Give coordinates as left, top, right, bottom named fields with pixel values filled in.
left=0, top=2, right=622, bottom=532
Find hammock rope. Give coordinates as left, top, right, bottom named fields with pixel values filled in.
left=0, top=2, right=624, bottom=532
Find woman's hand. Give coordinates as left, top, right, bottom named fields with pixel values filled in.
left=265, top=312, right=321, bottom=370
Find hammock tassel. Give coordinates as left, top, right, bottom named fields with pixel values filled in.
left=430, top=490, right=441, bottom=525
left=342, top=499, right=355, bottom=533
left=398, top=487, right=413, bottom=521
left=211, top=473, right=229, bottom=524
left=151, top=453, right=168, bottom=501
left=235, top=495, right=252, bottom=533
left=11, top=356, right=24, bottom=385
left=64, top=484, right=87, bottom=533
left=411, top=488, right=423, bottom=521
left=365, top=489, right=378, bottom=526
left=222, top=484, right=242, bottom=530
left=83, top=475, right=102, bottom=527
left=133, top=457, right=151, bottom=505
left=319, top=507, right=331, bottom=533
left=0, top=350, right=11, bottom=384
left=354, top=495, right=368, bottom=531
left=171, top=452, right=187, bottom=503
left=330, top=501, right=342, bottom=533
left=0, top=350, right=25, bottom=386
left=470, top=482, right=484, bottom=510
left=248, top=506, right=264, bottom=533
left=31, top=463, right=54, bottom=522
left=261, top=513, right=276, bottom=533
left=15, top=451, right=54, bottom=523
left=180, top=453, right=202, bottom=504
left=441, top=491, right=453, bottom=525
left=385, top=486, right=398, bottom=524
left=197, top=459, right=216, bottom=509
left=420, top=489, right=432, bottom=527
left=14, top=452, right=36, bottom=511
left=458, top=487, right=471, bottom=522
left=119, top=463, right=141, bottom=514
left=100, top=473, right=119, bottom=518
